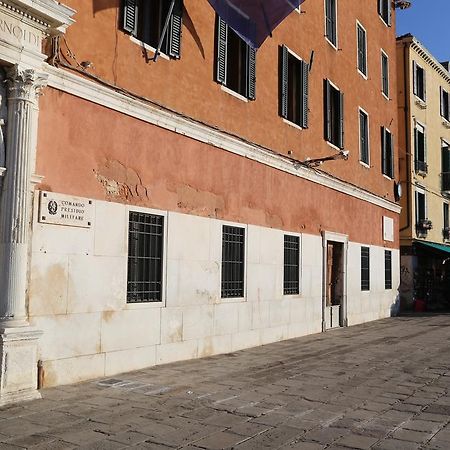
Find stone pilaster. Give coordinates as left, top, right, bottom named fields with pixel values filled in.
left=0, top=65, right=47, bottom=406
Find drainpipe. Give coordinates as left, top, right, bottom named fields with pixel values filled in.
left=400, top=42, right=411, bottom=233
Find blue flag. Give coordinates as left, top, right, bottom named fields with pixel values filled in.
left=208, top=0, right=305, bottom=49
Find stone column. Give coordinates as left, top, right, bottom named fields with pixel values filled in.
left=0, top=65, right=47, bottom=406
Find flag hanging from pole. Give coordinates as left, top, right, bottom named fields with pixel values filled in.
left=207, top=0, right=306, bottom=49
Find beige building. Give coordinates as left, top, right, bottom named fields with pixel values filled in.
left=397, top=34, right=450, bottom=310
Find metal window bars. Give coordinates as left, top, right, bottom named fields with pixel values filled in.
left=221, top=225, right=245, bottom=298
left=284, top=235, right=300, bottom=295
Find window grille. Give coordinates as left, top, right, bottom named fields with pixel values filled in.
left=361, top=246, right=370, bottom=291
left=385, top=250, right=392, bottom=290
left=127, top=212, right=164, bottom=303
left=221, top=225, right=245, bottom=298
left=284, top=235, right=300, bottom=295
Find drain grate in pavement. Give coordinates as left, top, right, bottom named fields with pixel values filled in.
left=95, top=378, right=171, bottom=395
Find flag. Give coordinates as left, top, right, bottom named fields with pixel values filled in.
left=208, top=0, right=306, bottom=49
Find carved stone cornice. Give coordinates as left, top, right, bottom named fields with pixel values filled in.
left=6, top=65, right=48, bottom=102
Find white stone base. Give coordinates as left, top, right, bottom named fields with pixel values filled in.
left=0, top=326, right=42, bottom=406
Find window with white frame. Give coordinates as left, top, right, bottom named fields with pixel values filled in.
left=378, top=0, right=391, bottom=26
left=127, top=212, right=164, bottom=303
left=280, top=46, right=309, bottom=128
left=381, top=126, right=394, bottom=178
left=216, top=16, right=256, bottom=100
left=414, top=122, right=427, bottom=174
left=324, top=79, right=344, bottom=149
left=413, top=61, right=426, bottom=102
left=381, top=51, right=389, bottom=97
left=415, top=190, right=426, bottom=224
left=122, top=0, right=183, bottom=58
left=384, top=250, right=392, bottom=290
left=359, top=108, right=369, bottom=165
left=442, top=141, right=450, bottom=193
left=440, top=87, right=450, bottom=122
left=325, top=0, right=337, bottom=47
left=356, top=22, right=367, bottom=77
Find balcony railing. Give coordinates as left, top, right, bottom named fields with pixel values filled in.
left=442, top=172, right=450, bottom=193
left=415, top=160, right=428, bottom=174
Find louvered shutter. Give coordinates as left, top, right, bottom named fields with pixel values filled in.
left=324, top=80, right=332, bottom=141
left=381, top=127, right=387, bottom=175
left=422, top=68, right=427, bottom=101
left=123, top=0, right=138, bottom=35
left=389, top=133, right=394, bottom=177
left=423, top=129, right=427, bottom=164
left=280, top=46, right=289, bottom=119
left=247, top=46, right=256, bottom=100
left=387, top=0, right=392, bottom=27
left=338, top=91, right=344, bottom=149
left=414, top=126, right=418, bottom=160
left=412, top=61, right=417, bottom=96
left=216, top=17, right=228, bottom=84
left=441, top=87, right=445, bottom=117
left=301, top=61, right=309, bottom=128
left=169, top=0, right=183, bottom=58
left=377, top=0, right=383, bottom=16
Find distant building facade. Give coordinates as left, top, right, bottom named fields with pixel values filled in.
left=397, top=34, right=450, bottom=311
left=0, top=0, right=401, bottom=405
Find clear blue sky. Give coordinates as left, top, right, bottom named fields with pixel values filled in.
left=396, top=0, right=450, bottom=62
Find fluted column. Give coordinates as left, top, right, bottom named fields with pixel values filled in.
left=0, top=65, right=47, bottom=327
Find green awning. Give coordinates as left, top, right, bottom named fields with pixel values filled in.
left=415, top=241, right=450, bottom=255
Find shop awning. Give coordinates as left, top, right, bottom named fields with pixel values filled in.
left=415, top=241, right=450, bottom=255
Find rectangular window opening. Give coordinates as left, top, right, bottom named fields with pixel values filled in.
left=414, top=124, right=427, bottom=174
left=324, top=79, right=344, bottom=149
left=357, top=23, right=367, bottom=76
left=384, top=250, right=392, bottom=290
left=127, top=211, right=164, bottom=303
left=325, top=0, right=337, bottom=46
left=361, top=246, right=370, bottom=291
left=284, top=235, right=300, bottom=295
left=381, top=126, right=394, bottom=178
left=221, top=225, right=245, bottom=298
left=381, top=52, right=389, bottom=97
left=359, top=109, right=369, bottom=164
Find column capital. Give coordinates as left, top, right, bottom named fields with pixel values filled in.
left=6, top=65, right=48, bottom=103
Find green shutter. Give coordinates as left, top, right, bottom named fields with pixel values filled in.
left=216, top=17, right=227, bottom=84
left=441, top=87, right=445, bottom=117
left=123, top=0, right=138, bottom=35
left=169, top=0, right=183, bottom=59
left=301, top=61, right=309, bottom=128
left=338, top=91, right=344, bottom=149
left=247, top=46, right=256, bottom=100
left=412, top=61, right=417, bottom=96
left=280, top=46, right=289, bottom=119
left=389, top=133, right=394, bottom=177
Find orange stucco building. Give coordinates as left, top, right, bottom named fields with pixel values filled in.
left=0, top=0, right=402, bottom=404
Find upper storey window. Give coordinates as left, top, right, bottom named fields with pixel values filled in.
left=356, top=22, right=367, bottom=77
left=413, top=62, right=426, bottom=102
left=381, top=51, right=389, bottom=98
left=122, top=0, right=183, bottom=59
left=324, top=79, right=344, bottom=149
left=378, top=0, right=391, bottom=26
left=216, top=17, right=256, bottom=100
left=280, top=46, right=309, bottom=128
left=440, top=87, right=450, bottom=122
left=325, top=0, right=337, bottom=47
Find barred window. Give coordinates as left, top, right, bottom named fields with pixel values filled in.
left=385, top=250, right=392, bottom=290
left=284, top=235, right=300, bottom=295
left=221, top=225, right=245, bottom=298
left=361, top=246, right=370, bottom=291
left=127, top=212, right=164, bottom=303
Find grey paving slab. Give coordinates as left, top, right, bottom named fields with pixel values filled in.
left=0, top=315, right=449, bottom=449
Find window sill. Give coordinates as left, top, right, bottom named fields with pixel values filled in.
left=220, top=85, right=248, bottom=102
left=357, top=69, right=368, bottom=80
left=359, top=160, right=370, bottom=169
left=326, top=140, right=342, bottom=152
left=414, top=97, right=427, bottom=109
left=129, top=36, right=170, bottom=61
left=219, top=296, right=246, bottom=304
left=382, top=92, right=390, bottom=101
left=378, top=15, right=390, bottom=27
left=325, top=37, right=338, bottom=51
left=125, top=301, right=165, bottom=309
left=283, top=293, right=302, bottom=299
left=283, top=118, right=303, bottom=131
left=442, top=118, right=450, bottom=129
left=382, top=174, right=394, bottom=181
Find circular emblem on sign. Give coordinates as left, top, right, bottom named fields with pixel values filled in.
left=48, top=200, right=58, bottom=215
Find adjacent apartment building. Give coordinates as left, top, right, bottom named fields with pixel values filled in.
left=0, top=0, right=401, bottom=405
left=397, top=34, right=450, bottom=311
